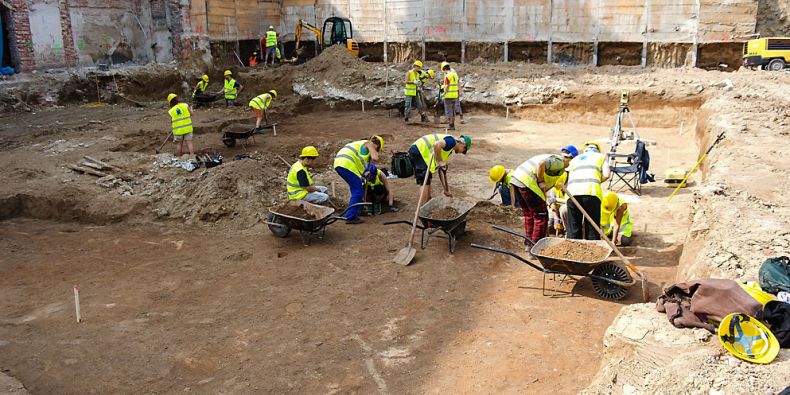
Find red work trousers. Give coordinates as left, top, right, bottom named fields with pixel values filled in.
left=515, top=186, right=548, bottom=244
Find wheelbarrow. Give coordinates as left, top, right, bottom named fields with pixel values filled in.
left=266, top=200, right=368, bottom=246
left=384, top=197, right=475, bottom=253
left=221, top=123, right=278, bottom=149
left=471, top=225, right=638, bottom=300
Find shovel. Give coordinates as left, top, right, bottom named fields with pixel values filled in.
left=155, top=132, right=173, bottom=154
left=393, top=152, right=435, bottom=266
left=559, top=184, right=650, bottom=302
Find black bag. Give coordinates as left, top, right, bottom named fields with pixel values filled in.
left=759, top=256, right=790, bottom=295
left=391, top=152, right=414, bottom=178
left=763, top=301, right=790, bottom=348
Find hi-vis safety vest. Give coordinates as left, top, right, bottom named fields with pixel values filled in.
left=193, top=80, right=207, bottom=97
left=510, top=154, right=564, bottom=201
left=168, top=103, right=193, bottom=136
left=224, top=78, right=238, bottom=100
left=405, top=70, right=418, bottom=96
left=497, top=170, right=513, bottom=188
left=333, top=140, right=371, bottom=176
left=567, top=152, right=606, bottom=200
left=603, top=199, right=633, bottom=237
left=266, top=30, right=277, bottom=47
left=249, top=93, right=272, bottom=110
left=413, top=133, right=453, bottom=174
left=444, top=72, right=459, bottom=99
left=286, top=161, right=312, bottom=200
left=370, top=170, right=384, bottom=187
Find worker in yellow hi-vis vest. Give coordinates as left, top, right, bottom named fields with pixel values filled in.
left=441, top=62, right=460, bottom=130
left=248, top=90, right=277, bottom=131
left=166, top=93, right=195, bottom=157
left=222, top=70, right=244, bottom=106
left=404, top=60, right=427, bottom=123
left=264, top=26, right=279, bottom=66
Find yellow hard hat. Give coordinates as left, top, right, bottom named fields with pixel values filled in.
left=489, top=165, right=506, bottom=184
left=269, top=89, right=278, bottom=98
left=166, top=93, right=177, bottom=104
left=201, top=74, right=209, bottom=82
left=224, top=70, right=232, bottom=76
left=718, top=313, right=779, bottom=365
left=372, top=135, right=384, bottom=151
left=300, top=146, right=319, bottom=158
left=737, top=282, right=776, bottom=307
left=428, top=69, right=435, bottom=78
left=602, top=191, right=618, bottom=213
left=441, top=61, right=450, bottom=71
left=413, top=60, right=423, bottom=68
left=584, top=140, right=603, bottom=153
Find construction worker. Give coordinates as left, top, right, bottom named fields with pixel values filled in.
left=418, top=68, right=435, bottom=118
left=248, top=51, right=258, bottom=67
left=566, top=141, right=610, bottom=240
left=191, top=74, right=214, bottom=108
left=287, top=146, right=329, bottom=204
left=363, top=163, right=398, bottom=213
left=549, top=145, right=578, bottom=234
left=404, top=60, right=427, bottom=123
left=222, top=70, right=243, bottom=106
left=166, top=93, right=195, bottom=158
left=448, top=64, right=465, bottom=124
left=488, top=165, right=517, bottom=207
left=441, top=62, right=460, bottom=130
left=264, top=25, right=278, bottom=66
left=249, top=90, right=277, bottom=131
left=333, top=135, right=385, bottom=224
left=601, top=191, right=633, bottom=246
left=409, top=133, right=471, bottom=206
left=507, top=150, right=572, bottom=244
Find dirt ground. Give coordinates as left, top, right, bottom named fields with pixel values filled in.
left=0, top=83, right=701, bottom=394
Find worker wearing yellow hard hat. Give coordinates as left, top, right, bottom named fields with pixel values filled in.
left=191, top=74, right=217, bottom=108
left=404, top=60, right=428, bottom=123
left=249, top=89, right=277, bottom=131
left=601, top=191, right=633, bottom=246
left=488, top=165, right=518, bottom=207
left=287, top=146, right=328, bottom=203
left=333, top=135, right=385, bottom=224
left=410, top=133, right=471, bottom=206
left=222, top=70, right=244, bottom=106
left=566, top=140, right=610, bottom=240
left=166, top=93, right=195, bottom=158
left=440, top=62, right=461, bottom=130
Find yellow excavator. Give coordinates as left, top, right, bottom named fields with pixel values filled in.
left=284, top=17, right=360, bottom=63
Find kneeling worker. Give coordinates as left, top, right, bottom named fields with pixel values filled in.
left=166, top=93, right=195, bottom=158
left=287, top=146, right=329, bottom=204
left=601, top=191, right=633, bottom=246
left=409, top=133, right=471, bottom=206
left=488, top=165, right=517, bottom=207
left=364, top=163, right=398, bottom=213
left=249, top=90, right=277, bottom=131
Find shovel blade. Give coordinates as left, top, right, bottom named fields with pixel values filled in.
left=393, top=247, right=416, bottom=266
left=639, top=273, right=650, bottom=302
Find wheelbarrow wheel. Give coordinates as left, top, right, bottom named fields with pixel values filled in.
left=222, top=135, right=236, bottom=148
left=591, top=262, right=630, bottom=300
left=267, top=213, right=291, bottom=238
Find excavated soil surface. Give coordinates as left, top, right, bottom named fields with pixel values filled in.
left=425, top=206, right=460, bottom=220
left=538, top=240, right=611, bottom=263
left=274, top=203, right=318, bottom=220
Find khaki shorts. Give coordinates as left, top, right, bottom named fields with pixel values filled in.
left=173, top=132, right=193, bottom=141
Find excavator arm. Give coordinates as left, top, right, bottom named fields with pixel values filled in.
left=294, top=19, right=322, bottom=52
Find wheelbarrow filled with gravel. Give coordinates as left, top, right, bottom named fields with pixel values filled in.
left=471, top=225, right=638, bottom=300
left=384, top=197, right=475, bottom=253
left=265, top=200, right=368, bottom=246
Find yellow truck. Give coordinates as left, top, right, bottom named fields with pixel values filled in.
left=743, top=37, right=790, bottom=71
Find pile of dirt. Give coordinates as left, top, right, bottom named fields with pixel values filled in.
left=539, top=240, right=610, bottom=262
left=426, top=206, right=460, bottom=220
left=274, top=203, right=317, bottom=220
left=300, top=44, right=370, bottom=76
left=470, top=200, right=521, bottom=225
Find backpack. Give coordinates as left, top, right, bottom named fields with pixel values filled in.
left=391, top=152, right=413, bottom=178
left=759, top=256, right=790, bottom=295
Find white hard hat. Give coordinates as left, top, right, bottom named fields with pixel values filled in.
left=268, top=25, right=274, bottom=30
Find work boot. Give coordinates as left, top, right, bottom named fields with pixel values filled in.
left=404, top=117, right=410, bottom=123
left=421, top=114, right=429, bottom=123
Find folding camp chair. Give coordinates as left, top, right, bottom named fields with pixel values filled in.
left=608, top=140, right=645, bottom=195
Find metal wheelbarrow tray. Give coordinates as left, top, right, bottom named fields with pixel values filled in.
left=471, top=225, right=638, bottom=300
left=266, top=200, right=367, bottom=246
left=384, top=197, right=475, bottom=253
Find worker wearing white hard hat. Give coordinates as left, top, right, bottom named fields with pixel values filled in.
left=565, top=141, right=610, bottom=240
left=264, top=25, right=279, bottom=66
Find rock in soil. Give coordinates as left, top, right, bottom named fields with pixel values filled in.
left=274, top=204, right=318, bottom=220
left=426, top=206, right=460, bottom=220
left=539, top=240, right=610, bottom=262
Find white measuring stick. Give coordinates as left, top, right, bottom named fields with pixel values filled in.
left=361, top=100, right=365, bottom=112
left=73, top=285, right=81, bottom=323
left=506, top=106, right=509, bottom=119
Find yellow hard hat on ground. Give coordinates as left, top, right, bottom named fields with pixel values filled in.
left=372, top=135, right=384, bottom=151
left=300, top=146, right=319, bottom=158
left=602, top=191, right=618, bottom=213
left=584, top=140, right=603, bottom=153
left=413, top=60, right=423, bottom=68
left=718, top=313, right=779, bottom=364
left=224, top=70, right=232, bottom=76
left=441, top=61, right=450, bottom=71
left=269, top=89, right=278, bottom=98
left=428, top=69, right=435, bottom=78
left=167, top=93, right=177, bottom=104
left=201, top=74, right=209, bottom=82
left=489, top=165, right=506, bottom=184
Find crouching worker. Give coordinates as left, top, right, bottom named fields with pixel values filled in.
left=601, top=191, right=633, bottom=246
left=409, top=133, right=471, bottom=206
left=364, top=163, right=398, bottom=213
left=287, top=146, right=329, bottom=204
left=249, top=90, right=277, bottom=131
left=333, top=135, right=385, bottom=224
left=488, top=165, right=517, bottom=207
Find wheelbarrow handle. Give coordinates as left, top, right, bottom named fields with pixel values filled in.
left=470, top=243, right=547, bottom=273
left=325, top=202, right=372, bottom=225
left=492, top=225, right=537, bottom=246
left=382, top=220, right=426, bottom=230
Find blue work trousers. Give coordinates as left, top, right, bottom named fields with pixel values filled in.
left=336, top=167, right=364, bottom=220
